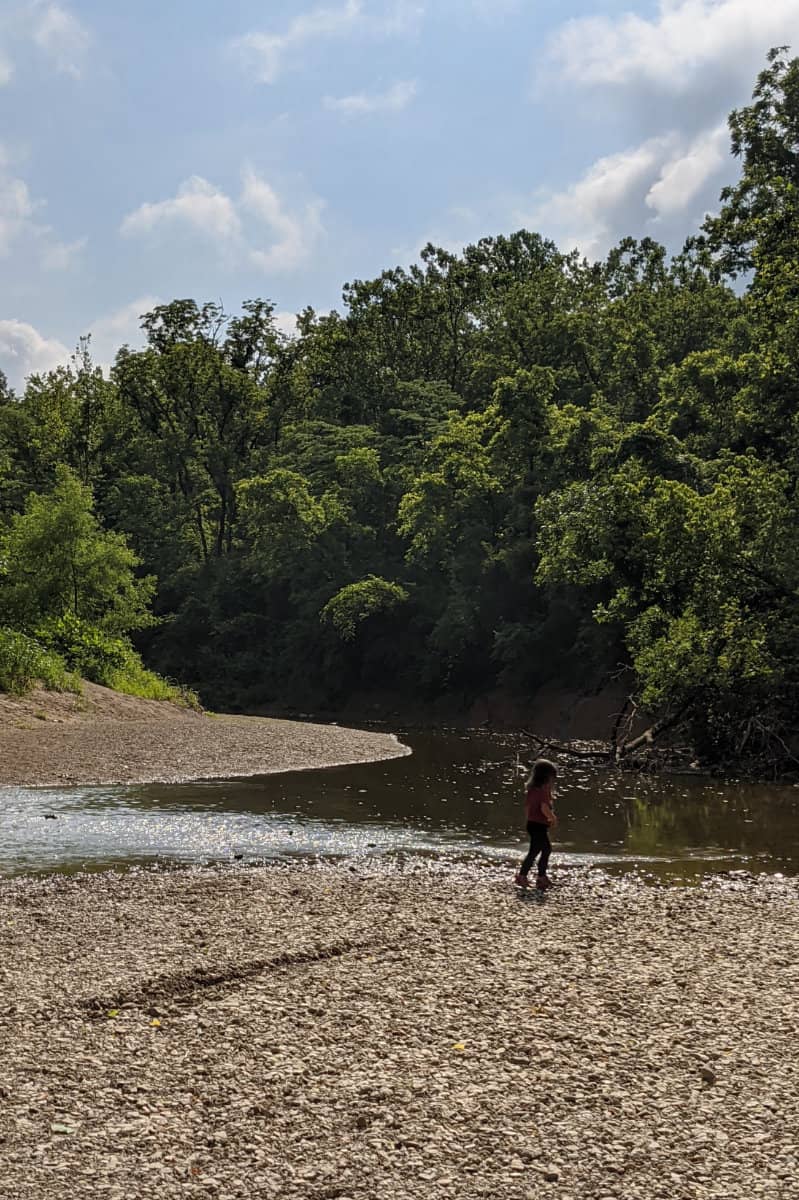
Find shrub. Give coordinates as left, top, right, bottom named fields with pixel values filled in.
left=35, top=614, right=129, bottom=685
left=35, top=613, right=199, bottom=707
left=0, top=627, right=80, bottom=695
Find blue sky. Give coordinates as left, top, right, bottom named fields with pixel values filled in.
left=1, top=0, right=798, bottom=388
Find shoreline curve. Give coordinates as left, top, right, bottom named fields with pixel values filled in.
left=0, top=683, right=411, bottom=788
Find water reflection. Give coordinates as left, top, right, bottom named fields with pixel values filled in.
left=1, top=730, right=798, bottom=880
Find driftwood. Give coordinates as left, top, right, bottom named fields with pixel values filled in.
left=520, top=701, right=689, bottom=770
left=519, top=696, right=799, bottom=779
left=615, top=707, right=687, bottom=760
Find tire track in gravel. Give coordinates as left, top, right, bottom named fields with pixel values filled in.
left=78, top=937, right=402, bottom=1019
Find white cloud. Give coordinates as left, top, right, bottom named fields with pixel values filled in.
left=0, top=296, right=161, bottom=391
left=527, top=137, right=674, bottom=260
left=0, top=148, right=86, bottom=268
left=0, top=2, right=90, bottom=83
left=525, top=125, right=731, bottom=260
left=121, top=170, right=325, bottom=275
left=121, top=176, right=243, bottom=241
left=0, top=173, right=36, bottom=254
left=645, top=123, right=728, bottom=217
left=324, top=78, right=417, bottom=115
left=241, top=169, right=324, bottom=272
left=232, top=0, right=423, bottom=83
left=537, top=2, right=776, bottom=257
left=273, top=310, right=299, bottom=338
left=0, top=318, right=69, bottom=389
left=31, top=2, right=90, bottom=77
left=40, top=234, right=86, bottom=271
left=548, top=0, right=799, bottom=92
left=0, top=299, right=315, bottom=393
left=233, top=0, right=363, bottom=84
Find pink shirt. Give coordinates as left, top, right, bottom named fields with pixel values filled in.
left=525, top=786, right=553, bottom=825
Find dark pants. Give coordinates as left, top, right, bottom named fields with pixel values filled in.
left=520, top=821, right=551, bottom=877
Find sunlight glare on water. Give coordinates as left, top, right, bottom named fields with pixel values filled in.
left=2, top=730, right=798, bottom=881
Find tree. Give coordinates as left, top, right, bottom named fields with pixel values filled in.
left=321, top=576, right=409, bottom=641
left=0, top=340, right=117, bottom=512
left=701, top=47, right=799, bottom=277
left=3, top=51, right=799, bottom=765
left=112, top=299, right=278, bottom=565
left=0, top=467, right=155, bottom=634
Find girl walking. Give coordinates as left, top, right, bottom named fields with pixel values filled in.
left=515, top=758, right=557, bottom=891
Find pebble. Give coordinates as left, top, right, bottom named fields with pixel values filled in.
left=1, top=862, right=797, bottom=1200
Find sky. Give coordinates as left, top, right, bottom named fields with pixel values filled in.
left=1, top=0, right=797, bottom=390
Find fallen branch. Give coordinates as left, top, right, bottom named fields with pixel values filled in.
left=520, top=729, right=611, bottom=760
left=616, top=706, right=687, bottom=760
left=610, top=696, right=637, bottom=755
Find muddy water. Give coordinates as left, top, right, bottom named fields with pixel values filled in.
left=2, top=730, right=798, bottom=880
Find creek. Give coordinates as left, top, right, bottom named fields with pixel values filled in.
left=2, top=729, right=798, bottom=881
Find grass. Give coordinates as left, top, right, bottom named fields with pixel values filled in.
left=0, top=623, right=199, bottom=708
left=0, top=628, right=82, bottom=696
left=105, top=660, right=201, bottom=708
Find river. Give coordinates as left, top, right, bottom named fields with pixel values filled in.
left=2, top=729, right=798, bottom=881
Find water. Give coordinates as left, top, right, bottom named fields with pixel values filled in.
left=2, top=729, right=799, bottom=881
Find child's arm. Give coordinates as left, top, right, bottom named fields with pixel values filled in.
left=541, top=800, right=557, bottom=827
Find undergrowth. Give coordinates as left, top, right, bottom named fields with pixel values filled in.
left=105, top=660, right=200, bottom=707
left=0, top=627, right=81, bottom=696
left=0, top=617, right=199, bottom=707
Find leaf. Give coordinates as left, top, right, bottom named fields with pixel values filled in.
left=106, top=1009, right=119, bottom=1019
left=452, top=1042, right=466, bottom=1052
left=150, top=1018, right=162, bottom=1028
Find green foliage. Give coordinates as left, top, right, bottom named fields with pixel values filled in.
left=3, top=51, right=799, bottom=765
left=321, top=576, right=409, bottom=641
left=0, top=628, right=79, bottom=695
left=0, top=470, right=190, bottom=705
left=104, top=659, right=199, bottom=706
left=35, top=614, right=131, bottom=683
left=0, top=467, right=155, bottom=634
left=34, top=613, right=196, bottom=706
left=700, top=48, right=799, bottom=276
left=237, top=469, right=327, bottom=577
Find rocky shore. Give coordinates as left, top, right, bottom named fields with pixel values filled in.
left=2, top=862, right=797, bottom=1199
left=0, top=683, right=408, bottom=786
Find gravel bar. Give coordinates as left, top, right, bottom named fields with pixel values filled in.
left=0, top=688, right=409, bottom=786
left=1, top=862, right=798, bottom=1199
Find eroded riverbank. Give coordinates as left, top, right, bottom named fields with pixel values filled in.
left=2, top=862, right=798, bottom=1199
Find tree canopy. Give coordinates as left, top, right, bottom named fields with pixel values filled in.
left=3, top=51, right=799, bottom=769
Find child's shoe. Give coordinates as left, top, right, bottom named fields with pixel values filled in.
left=536, top=874, right=552, bottom=891
left=514, top=872, right=530, bottom=889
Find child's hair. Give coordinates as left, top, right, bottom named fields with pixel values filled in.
left=525, top=758, right=557, bottom=789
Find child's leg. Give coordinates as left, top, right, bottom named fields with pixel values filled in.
left=537, top=832, right=552, bottom=878
left=519, top=838, right=537, bottom=877
left=520, top=823, right=545, bottom=876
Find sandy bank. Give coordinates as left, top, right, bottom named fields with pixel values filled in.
left=2, top=863, right=797, bottom=1199
left=0, top=683, right=408, bottom=786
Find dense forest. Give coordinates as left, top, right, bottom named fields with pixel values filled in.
left=2, top=51, right=799, bottom=770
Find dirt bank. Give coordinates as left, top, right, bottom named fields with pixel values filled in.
left=0, top=683, right=408, bottom=786
left=1, top=862, right=797, bottom=1199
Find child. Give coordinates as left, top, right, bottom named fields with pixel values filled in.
left=515, top=758, right=557, bottom=891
